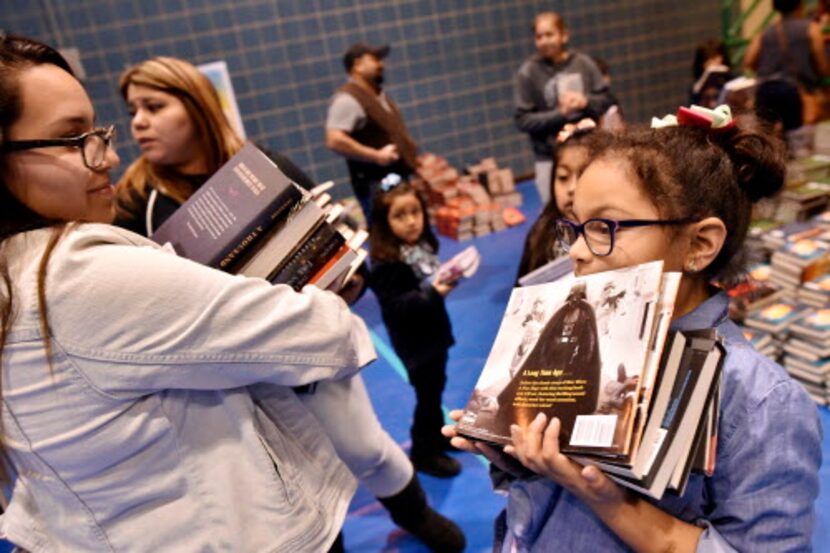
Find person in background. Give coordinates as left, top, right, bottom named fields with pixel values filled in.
left=514, top=11, right=614, bottom=205
left=114, top=56, right=464, bottom=553
left=325, top=42, right=419, bottom=226
left=368, top=180, right=462, bottom=479
left=592, top=57, right=627, bottom=133
left=0, top=33, right=374, bottom=551
left=690, top=38, right=733, bottom=109
left=516, top=122, right=610, bottom=283
left=744, top=0, right=830, bottom=130
left=445, top=105, right=821, bottom=552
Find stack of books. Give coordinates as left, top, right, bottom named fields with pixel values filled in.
left=466, top=157, right=523, bottom=209
left=813, top=121, right=830, bottom=157
left=413, top=153, right=524, bottom=241
left=151, top=142, right=366, bottom=292
left=769, top=237, right=830, bottom=290
left=456, top=261, right=724, bottom=500
left=744, top=299, right=809, bottom=357
left=785, top=155, right=830, bottom=188
left=721, top=262, right=784, bottom=322
left=775, top=181, right=830, bottom=223
left=798, top=272, right=830, bottom=307
left=781, top=309, right=830, bottom=405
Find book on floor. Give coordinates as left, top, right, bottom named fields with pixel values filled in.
left=456, top=260, right=669, bottom=457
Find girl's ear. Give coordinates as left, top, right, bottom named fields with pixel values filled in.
left=684, top=217, right=726, bottom=273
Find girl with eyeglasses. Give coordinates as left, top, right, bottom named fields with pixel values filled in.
left=113, top=56, right=464, bottom=552
left=445, top=107, right=821, bottom=552
left=0, top=35, right=377, bottom=551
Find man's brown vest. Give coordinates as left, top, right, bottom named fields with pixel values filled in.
left=339, top=82, right=418, bottom=184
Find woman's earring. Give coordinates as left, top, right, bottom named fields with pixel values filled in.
left=686, top=260, right=697, bottom=273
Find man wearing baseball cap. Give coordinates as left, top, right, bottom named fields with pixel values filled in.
left=325, top=42, right=419, bottom=225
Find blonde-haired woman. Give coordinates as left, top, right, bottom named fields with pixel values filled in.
left=115, top=56, right=312, bottom=233
left=115, top=56, right=465, bottom=552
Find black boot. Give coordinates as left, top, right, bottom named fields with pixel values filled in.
left=378, top=474, right=466, bottom=552
left=410, top=449, right=461, bottom=478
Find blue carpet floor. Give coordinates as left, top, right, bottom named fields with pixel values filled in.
left=344, top=180, right=830, bottom=552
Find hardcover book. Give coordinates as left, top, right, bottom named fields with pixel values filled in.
left=600, top=329, right=724, bottom=500
left=151, top=142, right=303, bottom=270
left=457, top=261, right=667, bottom=455
left=517, top=256, right=574, bottom=286
left=744, top=300, right=809, bottom=335
left=790, top=308, right=830, bottom=342
left=435, top=245, right=481, bottom=285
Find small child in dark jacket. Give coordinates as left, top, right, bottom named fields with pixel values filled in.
left=368, top=179, right=461, bottom=478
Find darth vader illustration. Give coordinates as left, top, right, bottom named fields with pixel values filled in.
left=494, top=281, right=602, bottom=443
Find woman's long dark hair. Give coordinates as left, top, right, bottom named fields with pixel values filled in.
left=0, top=34, right=77, bottom=482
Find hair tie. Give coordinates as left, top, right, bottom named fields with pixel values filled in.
left=650, top=104, right=735, bottom=133
left=380, top=173, right=403, bottom=192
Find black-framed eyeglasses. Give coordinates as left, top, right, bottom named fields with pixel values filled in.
left=2, top=125, right=116, bottom=170
left=554, top=217, right=693, bottom=257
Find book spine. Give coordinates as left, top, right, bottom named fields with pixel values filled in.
left=270, top=224, right=346, bottom=290
left=216, top=185, right=303, bottom=272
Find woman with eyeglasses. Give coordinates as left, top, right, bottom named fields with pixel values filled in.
left=445, top=107, right=821, bottom=552
left=0, top=34, right=377, bottom=551
left=113, top=56, right=464, bottom=553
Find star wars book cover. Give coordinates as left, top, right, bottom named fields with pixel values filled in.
left=457, top=260, right=670, bottom=455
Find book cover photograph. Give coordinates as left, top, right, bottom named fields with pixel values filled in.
left=457, top=261, right=666, bottom=454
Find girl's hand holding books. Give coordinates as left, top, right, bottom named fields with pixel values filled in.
left=431, top=277, right=457, bottom=297
left=442, top=410, right=528, bottom=477
left=505, top=413, right=626, bottom=508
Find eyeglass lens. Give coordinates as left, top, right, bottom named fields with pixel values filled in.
left=83, top=129, right=112, bottom=169
left=555, top=219, right=614, bottom=256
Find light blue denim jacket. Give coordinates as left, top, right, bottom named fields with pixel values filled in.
left=0, top=225, right=376, bottom=551
left=496, top=291, right=822, bottom=552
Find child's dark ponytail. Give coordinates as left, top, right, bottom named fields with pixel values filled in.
left=714, top=115, right=786, bottom=203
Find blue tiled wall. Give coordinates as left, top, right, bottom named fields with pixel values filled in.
left=1, top=0, right=720, bottom=196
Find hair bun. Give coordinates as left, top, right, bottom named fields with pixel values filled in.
left=719, top=118, right=787, bottom=203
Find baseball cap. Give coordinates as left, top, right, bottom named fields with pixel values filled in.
left=343, top=42, right=390, bottom=72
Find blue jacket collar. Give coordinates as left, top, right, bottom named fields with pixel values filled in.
left=670, top=291, right=729, bottom=332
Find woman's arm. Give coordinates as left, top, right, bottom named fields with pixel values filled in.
left=808, top=20, right=830, bottom=78
left=47, top=226, right=375, bottom=395
left=514, top=72, right=567, bottom=135
left=743, top=34, right=762, bottom=73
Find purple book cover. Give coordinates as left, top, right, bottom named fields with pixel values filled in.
left=151, top=142, right=301, bottom=269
